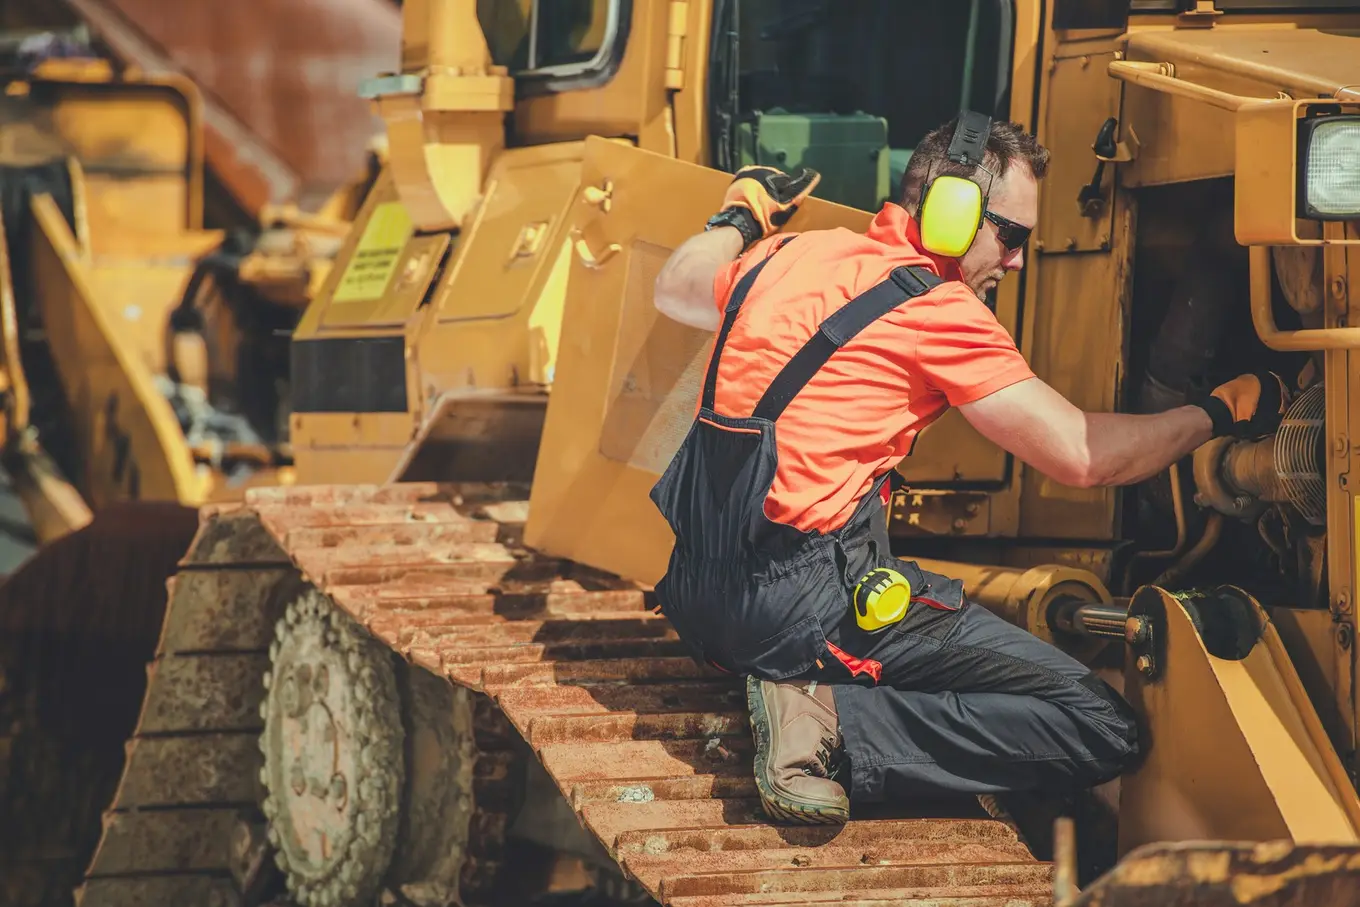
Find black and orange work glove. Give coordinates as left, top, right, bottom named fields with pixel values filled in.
left=707, top=165, right=821, bottom=250
left=1193, top=371, right=1289, bottom=439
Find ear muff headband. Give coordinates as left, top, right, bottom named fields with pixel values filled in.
left=918, top=110, right=993, bottom=259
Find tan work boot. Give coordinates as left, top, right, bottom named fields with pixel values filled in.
left=746, top=675, right=850, bottom=824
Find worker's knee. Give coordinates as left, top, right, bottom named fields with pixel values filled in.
left=1072, top=672, right=1144, bottom=783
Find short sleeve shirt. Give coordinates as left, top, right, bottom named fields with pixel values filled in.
left=706, top=202, right=1034, bottom=533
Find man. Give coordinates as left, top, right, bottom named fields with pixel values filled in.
left=648, top=113, right=1287, bottom=825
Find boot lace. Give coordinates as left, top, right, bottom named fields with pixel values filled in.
left=808, top=733, right=845, bottom=781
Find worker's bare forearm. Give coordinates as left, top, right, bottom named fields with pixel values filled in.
left=959, top=379, right=1215, bottom=490
left=653, top=226, right=745, bottom=331
left=1081, top=405, right=1214, bottom=486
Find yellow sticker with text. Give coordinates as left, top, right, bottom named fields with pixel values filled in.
left=332, top=202, right=414, bottom=303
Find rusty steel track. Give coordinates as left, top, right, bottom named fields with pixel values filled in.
left=0, top=503, right=201, bottom=907
left=81, top=482, right=1054, bottom=906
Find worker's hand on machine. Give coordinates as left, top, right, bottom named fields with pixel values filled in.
left=718, top=165, right=821, bottom=248
left=1195, top=371, right=1290, bottom=439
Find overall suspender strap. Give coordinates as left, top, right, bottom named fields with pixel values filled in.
left=700, top=236, right=795, bottom=411
left=752, top=265, right=942, bottom=422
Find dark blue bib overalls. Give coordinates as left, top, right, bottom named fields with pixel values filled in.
left=650, top=239, right=1140, bottom=805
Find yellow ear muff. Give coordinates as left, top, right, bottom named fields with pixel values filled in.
left=852, top=567, right=913, bottom=633
left=918, top=175, right=984, bottom=259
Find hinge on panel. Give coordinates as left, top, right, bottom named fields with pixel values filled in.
left=1177, top=0, right=1221, bottom=28
left=665, top=0, right=688, bottom=90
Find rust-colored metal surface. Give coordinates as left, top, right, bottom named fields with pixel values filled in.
left=76, top=495, right=525, bottom=907
left=1070, top=839, right=1360, bottom=907
left=81, top=482, right=1052, bottom=906
left=62, top=0, right=399, bottom=214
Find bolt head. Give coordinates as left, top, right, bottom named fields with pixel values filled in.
left=1136, top=654, right=1156, bottom=676
left=1125, top=616, right=1149, bottom=644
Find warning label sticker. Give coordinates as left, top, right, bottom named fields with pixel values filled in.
left=332, top=202, right=414, bottom=303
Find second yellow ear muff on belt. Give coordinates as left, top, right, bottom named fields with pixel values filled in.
left=852, top=566, right=913, bottom=632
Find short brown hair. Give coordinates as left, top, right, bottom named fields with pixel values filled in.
left=898, top=117, right=1050, bottom=211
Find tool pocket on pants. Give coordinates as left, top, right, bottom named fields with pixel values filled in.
left=889, top=557, right=966, bottom=641
left=729, top=614, right=829, bottom=681
left=836, top=540, right=966, bottom=642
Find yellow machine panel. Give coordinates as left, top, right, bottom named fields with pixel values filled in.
left=24, top=62, right=205, bottom=233
left=428, top=141, right=583, bottom=327
left=291, top=142, right=586, bottom=485
left=400, top=141, right=587, bottom=483
left=30, top=194, right=203, bottom=505
left=329, top=201, right=416, bottom=310
left=0, top=67, right=224, bottom=518
left=1120, top=586, right=1360, bottom=852
left=523, top=136, right=868, bottom=584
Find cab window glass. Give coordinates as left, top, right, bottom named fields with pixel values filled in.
left=537, top=0, right=611, bottom=68
left=712, top=0, right=1014, bottom=210
left=477, top=0, right=615, bottom=73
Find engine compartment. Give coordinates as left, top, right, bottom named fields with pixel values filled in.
left=1122, top=178, right=1323, bottom=608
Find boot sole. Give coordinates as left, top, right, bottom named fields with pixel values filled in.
left=746, top=675, right=849, bottom=825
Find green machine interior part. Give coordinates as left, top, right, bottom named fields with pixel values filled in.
left=737, top=111, right=892, bottom=212
left=888, top=148, right=914, bottom=205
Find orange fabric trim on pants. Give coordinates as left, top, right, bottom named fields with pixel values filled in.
left=826, top=640, right=882, bottom=684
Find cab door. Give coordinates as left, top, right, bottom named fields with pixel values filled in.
left=522, top=136, right=869, bottom=585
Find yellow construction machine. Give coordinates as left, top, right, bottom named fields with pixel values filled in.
left=0, top=13, right=392, bottom=906
left=0, top=0, right=398, bottom=548
left=0, top=56, right=378, bottom=907
left=19, top=0, right=1360, bottom=906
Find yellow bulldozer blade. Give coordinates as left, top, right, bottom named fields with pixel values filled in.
left=1, top=434, right=94, bottom=547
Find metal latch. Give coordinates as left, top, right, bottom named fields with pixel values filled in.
left=665, top=0, right=688, bottom=90
left=570, top=226, right=620, bottom=270
left=1077, top=117, right=1139, bottom=217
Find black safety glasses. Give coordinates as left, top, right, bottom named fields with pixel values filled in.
left=982, top=209, right=1032, bottom=251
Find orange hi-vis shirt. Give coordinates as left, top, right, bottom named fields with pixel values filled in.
left=707, top=202, right=1035, bottom=534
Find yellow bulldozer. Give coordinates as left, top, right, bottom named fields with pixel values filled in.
left=11, top=0, right=1360, bottom=905
left=0, top=0, right=398, bottom=554
left=0, top=6, right=395, bottom=904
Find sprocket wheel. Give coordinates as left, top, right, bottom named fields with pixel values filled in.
left=259, top=589, right=404, bottom=907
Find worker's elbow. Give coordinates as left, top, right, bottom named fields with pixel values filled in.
left=1066, top=466, right=1102, bottom=490
left=653, top=265, right=694, bottom=312
left=653, top=271, right=675, bottom=310
left=1046, top=452, right=1102, bottom=489
left=1071, top=457, right=1123, bottom=489
left=653, top=287, right=692, bottom=325
left=653, top=280, right=716, bottom=331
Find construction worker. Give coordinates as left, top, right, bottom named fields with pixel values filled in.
left=649, top=112, right=1288, bottom=825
